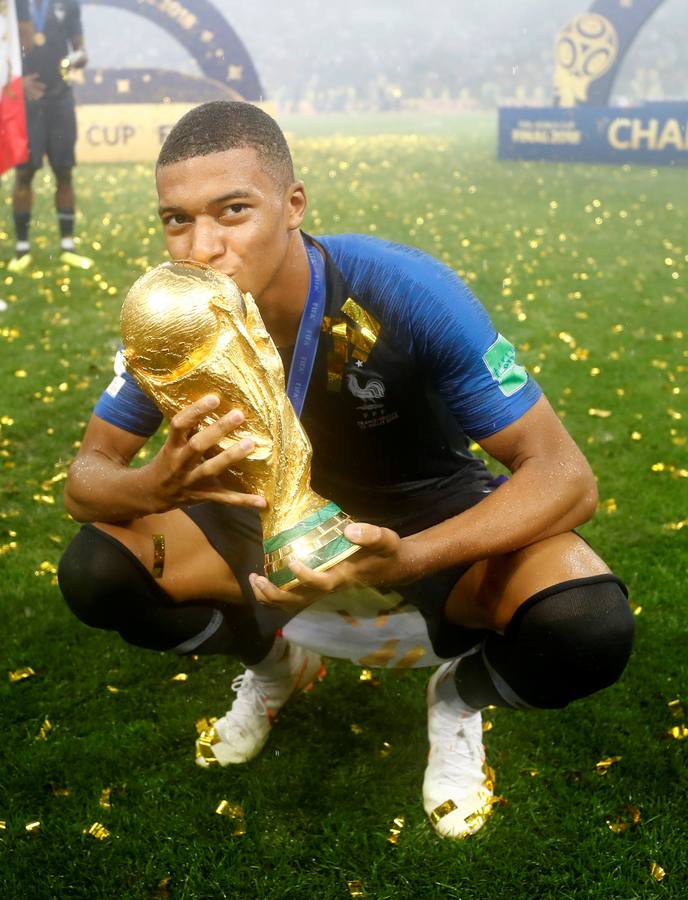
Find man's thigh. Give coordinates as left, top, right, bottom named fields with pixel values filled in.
left=94, top=507, right=244, bottom=603
left=46, top=92, right=76, bottom=171
left=445, top=531, right=612, bottom=632
left=20, top=101, right=47, bottom=171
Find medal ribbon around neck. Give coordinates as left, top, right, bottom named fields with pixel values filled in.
left=285, top=241, right=326, bottom=419
left=31, top=0, right=51, bottom=36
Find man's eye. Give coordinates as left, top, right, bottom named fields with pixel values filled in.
left=163, top=214, right=188, bottom=227
left=224, top=204, right=246, bottom=215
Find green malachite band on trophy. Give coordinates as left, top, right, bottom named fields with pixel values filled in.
left=267, top=535, right=356, bottom=588
left=262, top=501, right=342, bottom=554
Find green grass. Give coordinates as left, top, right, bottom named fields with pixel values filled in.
left=1, top=112, right=686, bottom=899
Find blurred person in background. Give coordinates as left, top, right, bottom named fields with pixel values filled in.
left=8, top=0, right=91, bottom=272
left=58, top=101, right=635, bottom=841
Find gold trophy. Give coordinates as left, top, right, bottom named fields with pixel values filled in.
left=120, top=260, right=361, bottom=591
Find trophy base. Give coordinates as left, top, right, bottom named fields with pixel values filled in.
left=263, top=501, right=362, bottom=591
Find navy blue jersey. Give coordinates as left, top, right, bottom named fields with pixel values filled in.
left=95, top=236, right=541, bottom=527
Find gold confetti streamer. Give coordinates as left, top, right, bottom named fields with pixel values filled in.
left=25, top=821, right=41, bottom=833
left=387, top=815, right=405, bottom=845
left=358, top=669, right=380, bottom=686
left=170, top=673, right=188, bottom=682
left=9, top=667, right=35, bottom=683
left=99, top=787, right=113, bottom=810
left=668, top=699, right=685, bottom=718
left=35, top=719, right=52, bottom=741
left=606, top=804, right=641, bottom=833
left=83, top=822, right=110, bottom=840
left=588, top=408, right=612, bottom=418
left=215, top=800, right=246, bottom=836
left=666, top=724, right=688, bottom=740
left=347, top=881, right=364, bottom=898
left=105, top=684, right=120, bottom=694
left=595, top=755, right=622, bottom=775
left=650, top=862, right=666, bottom=882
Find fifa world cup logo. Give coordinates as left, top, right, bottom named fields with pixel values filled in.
left=554, top=13, right=619, bottom=107
left=120, top=260, right=360, bottom=590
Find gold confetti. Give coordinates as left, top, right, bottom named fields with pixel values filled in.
left=170, top=672, right=188, bottom=682
left=0, top=821, right=6, bottom=830
left=482, top=720, right=494, bottom=732
left=350, top=723, right=364, bottom=735
left=606, top=804, right=641, bottom=833
left=9, top=667, right=35, bottom=683
left=588, top=408, right=612, bottom=418
left=595, top=755, right=622, bottom=775
left=215, top=800, right=246, bottom=836
left=83, top=822, right=110, bottom=840
left=347, top=881, right=364, bottom=898
left=105, top=684, right=120, bottom=694
left=630, top=603, right=643, bottom=616
left=668, top=699, right=685, bottom=718
left=358, top=669, right=380, bottom=686
left=99, top=787, right=112, bottom=809
left=25, top=821, right=41, bottom=833
left=601, top=498, right=617, bottom=514
left=666, top=724, right=688, bottom=741
left=387, top=815, right=405, bottom=845
left=380, top=741, right=392, bottom=757
left=195, top=716, right=216, bottom=735
left=650, top=862, right=666, bottom=882
left=35, top=719, right=52, bottom=741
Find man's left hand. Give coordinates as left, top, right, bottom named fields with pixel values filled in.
left=249, top=522, right=413, bottom=611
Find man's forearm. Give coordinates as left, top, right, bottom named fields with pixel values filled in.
left=64, top=455, right=165, bottom=523
left=403, top=456, right=598, bottom=578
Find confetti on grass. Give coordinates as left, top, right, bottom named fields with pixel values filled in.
left=9, top=667, right=35, bottom=683
left=215, top=800, right=246, bottom=836
left=650, top=862, right=666, bottom=883
left=387, top=815, right=405, bottom=845
left=606, top=804, right=641, bottom=834
left=83, top=822, right=110, bottom=841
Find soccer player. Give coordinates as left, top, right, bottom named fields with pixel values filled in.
left=8, top=0, right=91, bottom=272
left=58, top=101, right=634, bottom=840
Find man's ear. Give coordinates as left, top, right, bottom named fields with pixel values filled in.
left=286, top=182, right=307, bottom=230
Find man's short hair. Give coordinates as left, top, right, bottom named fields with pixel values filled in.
left=157, top=101, right=295, bottom=187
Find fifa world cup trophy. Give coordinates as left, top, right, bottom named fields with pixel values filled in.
left=120, top=260, right=360, bottom=592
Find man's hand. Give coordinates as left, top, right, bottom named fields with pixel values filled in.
left=22, top=73, right=45, bottom=101
left=249, top=522, right=413, bottom=612
left=148, top=394, right=267, bottom=512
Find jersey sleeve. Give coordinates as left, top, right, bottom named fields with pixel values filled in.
left=321, top=235, right=542, bottom=441
left=93, top=348, right=164, bottom=437
left=412, top=273, right=542, bottom=440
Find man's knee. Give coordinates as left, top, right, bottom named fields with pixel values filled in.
left=487, top=576, right=635, bottom=709
left=14, top=168, right=36, bottom=191
left=57, top=526, right=159, bottom=630
left=54, top=166, right=73, bottom=187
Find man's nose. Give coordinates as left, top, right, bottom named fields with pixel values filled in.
left=188, top=219, right=223, bottom=264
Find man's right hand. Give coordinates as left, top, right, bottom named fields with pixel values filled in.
left=22, top=73, right=46, bottom=101
left=148, top=394, right=267, bottom=511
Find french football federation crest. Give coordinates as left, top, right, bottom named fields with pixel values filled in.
left=346, top=374, right=385, bottom=401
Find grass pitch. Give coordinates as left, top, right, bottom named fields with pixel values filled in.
left=1, top=112, right=686, bottom=899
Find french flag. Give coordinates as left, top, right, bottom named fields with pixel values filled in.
left=1, top=1, right=29, bottom=174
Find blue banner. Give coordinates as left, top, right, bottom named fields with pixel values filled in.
left=498, top=103, right=688, bottom=167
